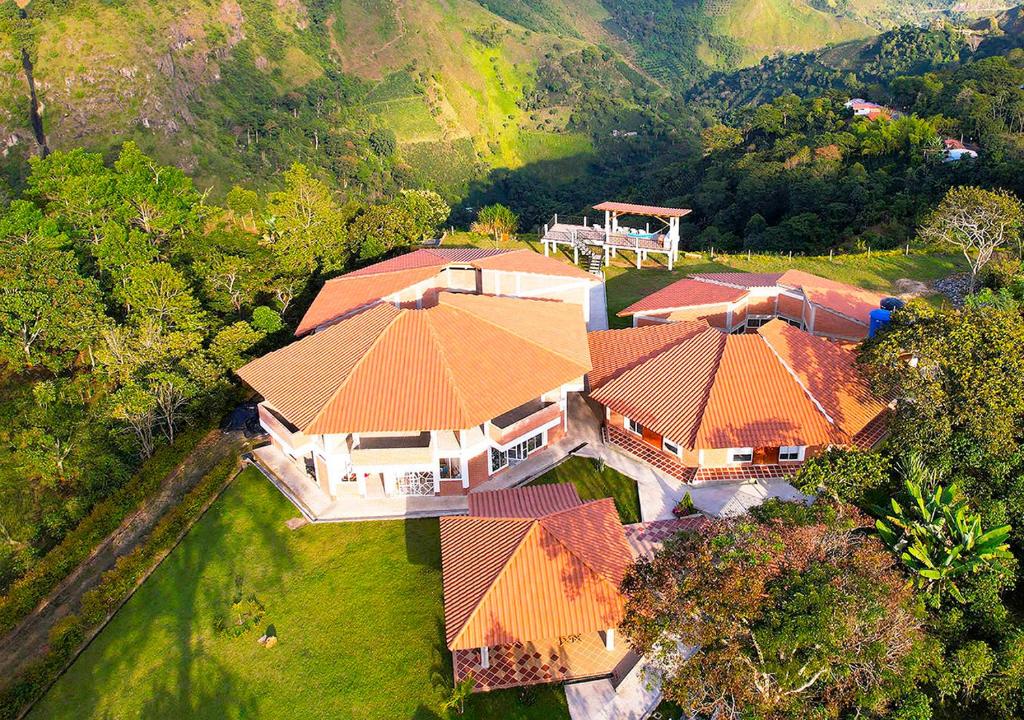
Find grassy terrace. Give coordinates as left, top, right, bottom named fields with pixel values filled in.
left=31, top=468, right=569, bottom=720
left=529, top=456, right=641, bottom=524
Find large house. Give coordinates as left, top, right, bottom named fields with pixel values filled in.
left=440, top=483, right=704, bottom=692
left=587, top=318, right=889, bottom=481
left=296, top=246, right=604, bottom=334
left=237, top=292, right=591, bottom=501
left=618, top=270, right=887, bottom=341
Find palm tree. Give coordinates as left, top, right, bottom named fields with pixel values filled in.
left=471, top=204, right=518, bottom=246
left=442, top=674, right=476, bottom=716
left=876, top=453, right=1012, bottom=604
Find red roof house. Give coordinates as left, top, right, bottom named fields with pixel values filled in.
left=619, top=270, right=887, bottom=341
left=297, top=247, right=602, bottom=335
left=588, top=319, right=889, bottom=481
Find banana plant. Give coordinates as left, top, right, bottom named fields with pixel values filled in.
left=876, top=453, right=1012, bottom=604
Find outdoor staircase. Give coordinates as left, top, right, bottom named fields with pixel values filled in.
left=568, top=229, right=603, bottom=276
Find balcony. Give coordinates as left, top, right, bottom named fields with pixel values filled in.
left=350, top=432, right=434, bottom=467
left=489, top=400, right=561, bottom=445
left=258, top=403, right=313, bottom=454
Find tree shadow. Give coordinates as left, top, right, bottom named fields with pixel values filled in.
left=404, top=516, right=442, bottom=568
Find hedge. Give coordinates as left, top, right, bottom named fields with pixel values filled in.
left=0, top=454, right=242, bottom=720
left=0, top=424, right=216, bottom=638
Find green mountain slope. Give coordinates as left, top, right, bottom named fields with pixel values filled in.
left=0, top=0, right=986, bottom=202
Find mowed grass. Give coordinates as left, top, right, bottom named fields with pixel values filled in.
left=603, top=250, right=964, bottom=328
left=30, top=468, right=569, bottom=720
left=529, top=456, right=642, bottom=524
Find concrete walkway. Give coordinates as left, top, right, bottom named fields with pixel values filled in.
left=589, top=281, right=609, bottom=331
left=687, top=478, right=811, bottom=518
left=565, top=655, right=662, bottom=720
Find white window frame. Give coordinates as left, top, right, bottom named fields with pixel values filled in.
left=729, top=447, right=754, bottom=463
left=489, top=431, right=544, bottom=474
left=439, top=456, right=463, bottom=480
left=779, top=445, right=805, bottom=462
left=624, top=417, right=643, bottom=436
left=663, top=439, right=681, bottom=457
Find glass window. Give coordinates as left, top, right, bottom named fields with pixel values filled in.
left=489, top=432, right=544, bottom=474
left=439, top=457, right=462, bottom=479
left=625, top=417, right=643, bottom=436
left=490, top=447, right=507, bottom=473
left=779, top=446, right=803, bottom=462
left=663, top=439, right=680, bottom=456
left=729, top=448, right=753, bottom=463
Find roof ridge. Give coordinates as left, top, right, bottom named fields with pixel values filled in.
left=686, top=329, right=729, bottom=449
left=302, top=308, right=405, bottom=433
left=324, top=262, right=444, bottom=283
left=421, top=307, right=478, bottom=427
left=755, top=328, right=838, bottom=429
left=441, top=295, right=590, bottom=370
left=448, top=519, right=541, bottom=648
left=538, top=498, right=628, bottom=585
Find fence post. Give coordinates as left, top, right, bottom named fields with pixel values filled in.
left=710, top=246, right=714, bottom=260
left=789, top=250, right=792, bottom=260
left=829, top=248, right=833, bottom=261
left=905, top=244, right=909, bottom=256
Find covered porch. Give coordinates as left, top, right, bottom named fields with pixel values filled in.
left=249, top=445, right=468, bottom=522
left=453, top=633, right=636, bottom=692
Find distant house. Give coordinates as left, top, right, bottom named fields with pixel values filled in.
left=587, top=319, right=890, bottom=482
left=237, top=292, right=592, bottom=505
left=943, top=138, right=979, bottom=162
left=440, top=483, right=705, bottom=692
left=844, top=98, right=895, bottom=121
left=617, top=270, right=887, bottom=341
left=295, top=247, right=605, bottom=335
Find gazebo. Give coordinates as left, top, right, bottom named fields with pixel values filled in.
left=541, top=201, right=691, bottom=270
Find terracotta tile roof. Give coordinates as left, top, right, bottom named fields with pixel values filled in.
left=617, top=278, right=746, bottom=316
left=469, top=484, right=583, bottom=518
left=758, top=320, right=887, bottom=437
left=590, top=320, right=886, bottom=450
left=295, top=266, right=441, bottom=335
left=777, top=269, right=883, bottom=324
left=440, top=497, right=633, bottom=650
left=592, top=201, right=691, bottom=218
left=690, top=272, right=783, bottom=289
left=238, top=293, right=591, bottom=434
left=587, top=321, right=710, bottom=389
left=591, top=327, right=726, bottom=447
left=469, top=248, right=599, bottom=281
left=297, top=248, right=594, bottom=335
left=346, top=247, right=510, bottom=277
left=696, top=332, right=841, bottom=448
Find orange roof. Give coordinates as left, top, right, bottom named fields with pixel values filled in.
left=589, top=320, right=885, bottom=450
left=758, top=320, right=888, bottom=437
left=695, top=331, right=841, bottom=448
left=469, top=483, right=582, bottom=517
left=440, top=496, right=633, bottom=650
left=238, top=293, right=591, bottom=434
left=777, top=270, right=884, bottom=323
left=296, top=265, right=440, bottom=335
left=587, top=321, right=710, bottom=390
left=593, top=201, right=691, bottom=218
left=469, top=248, right=598, bottom=281
left=624, top=271, right=884, bottom=327
left=618, top=278, right=747, bottom=316
left=297, top=248, right=595, bottom=335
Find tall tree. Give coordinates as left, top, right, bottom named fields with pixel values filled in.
left=621, top=502, right=930, bottom=720
left=264, top=163, right=348, bottom=274
left=918, top=187, right=1024, bottom=290
left=471, top=204, right=518, bottom=245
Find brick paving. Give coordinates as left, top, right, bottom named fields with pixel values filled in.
left=624, top=517, right=708, bottom=559
left=453, top=633, right=630, bottom=691
left=693, top=463, right=801, bottom=483
left=606, top=426, right=696, bottom=482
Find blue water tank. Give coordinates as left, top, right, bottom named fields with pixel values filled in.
left=869, top=308, right=891, bottom=337
left=869, top=297, right=904, bottom=337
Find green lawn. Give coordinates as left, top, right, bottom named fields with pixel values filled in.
left=528, top=456, right=642, bottom=524
left=30, top=468, right=569, bottom=720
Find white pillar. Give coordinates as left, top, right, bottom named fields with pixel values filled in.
left=480, top=646, right=490, bottom=669
left=604, top=629, right=615, bottom=651
left=543, top=240, right=549, bottom=256
left=574, top=245, right=578, bottom=264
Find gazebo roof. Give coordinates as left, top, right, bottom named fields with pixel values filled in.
left=592, top=201, right=691, bottom=218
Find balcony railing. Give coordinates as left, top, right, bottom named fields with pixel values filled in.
left=489, top=400, right=561, bottom=445
left=258, top=403, right=313, bottom=453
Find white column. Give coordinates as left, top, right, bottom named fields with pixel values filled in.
left=604, top=210, right=611, bottom=243
left=603, top=629, right=615, bottom=651
left=480, top=646, right=490, bottom=669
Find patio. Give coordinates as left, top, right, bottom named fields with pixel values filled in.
left=249, top=445, right=468, bottom=521
left=453, top=635, right=637, bottom=692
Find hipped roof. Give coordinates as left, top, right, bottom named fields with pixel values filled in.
left=238, top=293, right=591, bottom=435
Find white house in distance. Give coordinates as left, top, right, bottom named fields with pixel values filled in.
left=943, top=138, right=979, bottom=162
